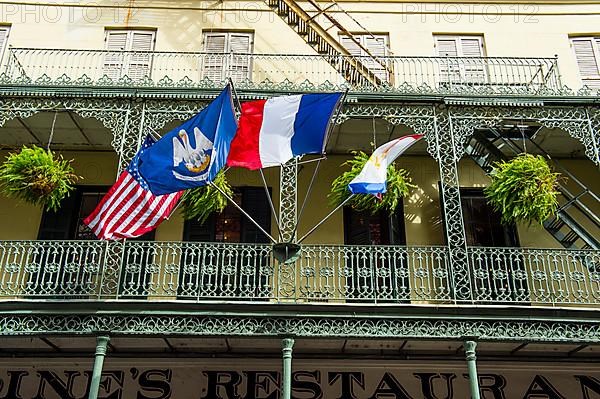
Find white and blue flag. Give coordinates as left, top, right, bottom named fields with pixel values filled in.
left=138, top=86, right=238, bottom=195
left=348, top=135, right=423, bottom=195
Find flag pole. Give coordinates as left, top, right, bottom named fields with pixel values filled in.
left=321, top=88, right=349, bottom=154
left=290, top=90, right=348, bottom=239
left=208, top=180, right=277, bottom=244
left=290, top=158, right=322, bottom=240
left=297, top=194, right=354, bottom=244
left=260, top=168, right=284, bottom=242
left=228, top=77, right=242, bottom=114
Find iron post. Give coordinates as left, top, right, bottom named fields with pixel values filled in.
left=88, top=335, right=110, bottom=399
left=465, top=340, right=481, bottom=399
left=282, top=337, right=295, bottom=399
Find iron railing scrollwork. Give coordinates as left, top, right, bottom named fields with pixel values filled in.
left=3, top=48, right=565, bottom=95
left=0, top=240, right=598, bottom=306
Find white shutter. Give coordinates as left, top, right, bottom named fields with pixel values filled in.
left=364, top=36, right=388, bottom=82
left=460, top=37, right=483, bottom=57
left=572, top=38, right=600, bottom=88
left=203, top=33, right=227, bottom=82
left=460, top=37, right=485, bottom=82
left=0, top=26, right=10, bottom=66
left=104, top=31, right=128, bottom=80
left=128, top=31, right=155, bottom=81
left=228, top=33, right=252, bottom=83
left=436, top=38, right=459, bottom=57
left=435, top=35, right=485, bottom=83
left=436, top=38, right=460, bottom=82
left=340, top=35, right=362, bottom=57
left=0, top=27, right=10, bottom=62
left=105, top=31, right=128, bottom=50
left=340, top=34, right=390, bottom=82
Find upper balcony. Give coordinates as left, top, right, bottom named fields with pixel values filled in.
left=0, top=47, right=565, bottom=97
left=0, top=240, right=599, bottom=307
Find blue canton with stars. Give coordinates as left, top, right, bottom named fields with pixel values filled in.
left=127, top=135, right=156, bottom=192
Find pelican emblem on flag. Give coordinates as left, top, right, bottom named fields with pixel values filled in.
left=172, top=127, right=213, bottom=181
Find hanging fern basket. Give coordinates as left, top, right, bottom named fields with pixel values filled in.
left=0, top=145, right=79, bottom=211
left=329, top=151, right=415, bottom=215
left=181, top=170, right=233, bottom=223
left=484, top=153, right=560, bottom=225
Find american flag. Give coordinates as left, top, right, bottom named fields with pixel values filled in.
left=84, top=136, right=183, bottom=240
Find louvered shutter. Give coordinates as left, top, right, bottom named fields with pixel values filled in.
left=203, top=33, right=227, bottom=83
left=364, top=36, right=389, bottom=82
left=104, top=31, right=128, bottom=80
left=0, top=27, right=10, bottom=63
left=436, top=38, right=459, bottom=57
left=340, top=35, right=362, bottom=57
left=436, top=38, right=460, bottom=82
left=228, top=33, right=252, bottom=83
left=341, top=34, right=389, bottom=83
left=128, top=31, right=154, bottom=81
left=572, top=38, right=600, bottom=88
left=460, top=37, right=485, bottom=82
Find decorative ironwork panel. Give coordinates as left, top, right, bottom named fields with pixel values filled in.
left=434, top=106, right=471, bottom=301
left=3, top=48, right=567, bottom=96
left=0, top=97, right=129, bottom=155
left=141, top=100, right=210, bottom=135
left=1, top=314, right=599, bottom=343
left=468, top=247, right=600, bottom=304
left=587, top=107, right=600, bottom=165
left=448, top=105, right=599, bottom=164
left=1, top=240, right=598, bottom=306
left=279, top=159, right=298, bottom=243
left=0, top=240, right=107, bottom=298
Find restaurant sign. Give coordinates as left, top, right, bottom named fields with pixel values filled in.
left=0, top=359, right=599, bottom=398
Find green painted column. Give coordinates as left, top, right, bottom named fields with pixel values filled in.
left=282, top=338, right=295, bottom=399
left=88, top=335, right=110, bottom=399
left=465, top=340, right=481, bottom=399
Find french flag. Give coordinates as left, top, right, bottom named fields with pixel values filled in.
left=226, top=93, right=343, bottom=169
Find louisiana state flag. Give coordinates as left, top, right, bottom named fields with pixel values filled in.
left=138, top=86, right=238, bottom=195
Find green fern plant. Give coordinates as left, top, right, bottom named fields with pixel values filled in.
left=484, top=153, right=560, bottom=225
left=181, top=170, right=233, bottom=223
left=329, top=151, right=415, bottom=214
left=0, top=145, right=79, bottom=211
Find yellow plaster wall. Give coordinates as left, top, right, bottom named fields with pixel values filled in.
left=0, top=149, right=598, bottom=249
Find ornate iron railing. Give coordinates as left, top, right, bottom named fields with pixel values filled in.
left=1, top=48, right=562, bottom=94
left=0, top=240, right=598, bottom=305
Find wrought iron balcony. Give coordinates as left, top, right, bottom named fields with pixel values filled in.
left=0, top=240, right=598, bottom=306
left=1, top=48, right=562, bottom=95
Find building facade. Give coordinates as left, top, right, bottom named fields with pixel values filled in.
left=0, top=0, right=599, bottom=398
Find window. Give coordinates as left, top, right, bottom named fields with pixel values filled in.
left=343, top=203, right=408, bottom=302
left=458, top=188, right=527, bottom=302
left=434, top=35, right=486, bottom=83
left=571, top=37, right=600, bottom=89
left=339, top=33, right=390, bottom=83
left=202, top=31, right=253, bottom=83
left=36, top=186, right=154, bottom=298
left=460, top=188, right=518, bottom=247
left=104, top=29, right=156, bottom=81
left=179, top=187, right=271, bottom=299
